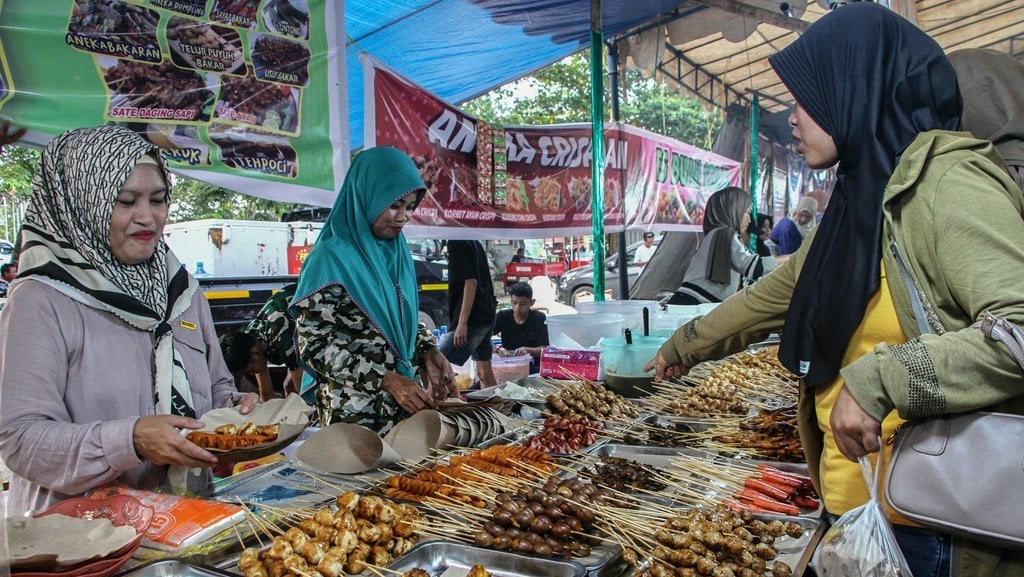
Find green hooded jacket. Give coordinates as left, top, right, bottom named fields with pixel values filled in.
left=659, top=130, right=1024, bottom=577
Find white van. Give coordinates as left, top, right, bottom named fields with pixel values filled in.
left=0, top=239, right=13, bottom=266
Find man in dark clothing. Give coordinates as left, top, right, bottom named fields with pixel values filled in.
left=493, top=282, right=548, bottom=373
left=439, top=240, right=497, bottom=388
left=220, top=283, right=303, bottom=400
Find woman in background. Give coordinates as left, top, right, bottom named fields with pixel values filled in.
left=769, top=196, right=817, bottom=255
left=669, top=186, right=777, bottom=304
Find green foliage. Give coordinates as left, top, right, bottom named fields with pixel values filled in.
left=462, top=52, right=722, bottom=149
left=0, top=145, right=40, bottom=198
left=620, top=73, right=722, bottom=150
left=169, top=175, right=300, bottom=223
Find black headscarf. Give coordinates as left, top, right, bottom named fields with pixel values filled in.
left=770, top=3, right=961, bottom=386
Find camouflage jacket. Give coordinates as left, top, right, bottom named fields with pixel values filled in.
left=293, top=284, right=434, bottom=434
left=244, top=283, right=299, bottom=369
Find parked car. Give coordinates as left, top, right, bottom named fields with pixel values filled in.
left=0, top=238, right=13, bottom=266
left=556, top=241, right=657, bottom=306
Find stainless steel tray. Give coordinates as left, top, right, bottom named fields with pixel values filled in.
left=114, top=559, right=235, bottom=577
left=587, top=514, right=824, bottom=577
left=592, top=443, right=718, bottom=467
left=592, top=445, right=822, bottom=518
left=464, top=376, right=555, bottom=407
left=388, top=541, right=588, bottom=577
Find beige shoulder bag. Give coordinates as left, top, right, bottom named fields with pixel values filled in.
left=884, top=311, right=1024, bottom=550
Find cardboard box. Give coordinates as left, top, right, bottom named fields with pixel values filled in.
left=539, top=347, right=601, bottom=380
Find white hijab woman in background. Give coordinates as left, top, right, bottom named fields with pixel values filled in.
left=0, top=126, right=255, bottom=515
left=769, top=195, right=818, bottom=256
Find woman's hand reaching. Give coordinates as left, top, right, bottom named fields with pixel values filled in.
left=133, top=415, right=217, bottom=468
left=421, top=348, right=457, bottom=400
left=644, top=351, right=690, bottom=381
left=382, top=370, right=436, bottom=413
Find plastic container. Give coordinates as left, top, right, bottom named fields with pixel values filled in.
left=545, top=313, right=625, bottom=349
left=598, top=335, right=667, bottom=398
left=654, top=303, right=724, bottom=334
left=575, top=300, right=660, bottom=334
left=491, top=354, right=532, bottom=384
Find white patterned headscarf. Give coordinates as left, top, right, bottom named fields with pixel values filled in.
left=18, top=125, right=199, bottom=424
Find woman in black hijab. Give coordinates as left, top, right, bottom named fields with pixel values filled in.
left=647, top=5, right=1024, bottom=575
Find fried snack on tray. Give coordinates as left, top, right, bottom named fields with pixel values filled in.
left=186, top=422, right=280, bottom=449
left=546, top=379, right=640, bottom=421
left=239, top=492, right=422, bottom=577
left=384, top=445, right=556, bottom=506
left=625, top=505, right=799, bottom=577
left=712, top=405, right=804, bottom=462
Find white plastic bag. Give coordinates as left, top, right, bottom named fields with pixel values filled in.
left=812, top=453, right=914, bottom=577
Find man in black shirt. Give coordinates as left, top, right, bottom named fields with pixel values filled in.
left=493, top=282, right=548, bottom=373
left=440, top=240, right=497, bottom=388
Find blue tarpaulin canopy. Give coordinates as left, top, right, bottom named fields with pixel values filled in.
left=343, top=0, right=688, bottom=150
left=344, top=0, right=1024, bottom=151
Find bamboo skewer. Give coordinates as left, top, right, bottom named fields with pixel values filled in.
left=362, top=563, right=402, bottom=576
left=301, top=471, right=352, bottom=495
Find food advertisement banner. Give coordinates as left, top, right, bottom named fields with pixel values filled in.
left=0, top=0, right=347, bottom=207
left=364, top=55, right=741, bottom=240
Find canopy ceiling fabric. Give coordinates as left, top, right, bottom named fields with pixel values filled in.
left=619, top=0, right=1024, bottom=113
left=347, top=0, right=1024, bottom=150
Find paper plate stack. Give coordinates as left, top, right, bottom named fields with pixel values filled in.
left=296, top=407, right=513, bottom=474
left=8, top=495, right=154, bottom=577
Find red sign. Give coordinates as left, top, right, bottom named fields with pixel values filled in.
left=363, top=55, right=742, bottom=239
left=287, top=245, right=312, bottom=275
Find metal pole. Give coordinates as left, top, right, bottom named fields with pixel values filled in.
left=749, top=95, right=759, bottom=252
left=608, top=41, right=629, bottom=300
left=590, top=0, right=606, bottom=301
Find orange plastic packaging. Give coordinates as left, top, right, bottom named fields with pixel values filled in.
left=89, top=486, right=246, bottom=551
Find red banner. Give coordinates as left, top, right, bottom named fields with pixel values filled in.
left=363, top=55, right=741, bottom=239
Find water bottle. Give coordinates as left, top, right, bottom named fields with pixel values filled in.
left=195, top=261, right=208, bottom=277
left=432, top=328, right=441, bottom=346
left=440, top=325, right=448, bottom=341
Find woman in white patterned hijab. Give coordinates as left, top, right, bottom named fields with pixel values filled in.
left=0, top=126, right=255, bottom=514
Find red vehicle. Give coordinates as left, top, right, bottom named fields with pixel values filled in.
left=504, top=258, right=567, bottom=291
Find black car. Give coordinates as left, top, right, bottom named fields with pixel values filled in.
left=556, top=241, right=655, bottom=306
left=200, top=255, right=449, bottom=334
left=413, top=255, right=449, bottom=331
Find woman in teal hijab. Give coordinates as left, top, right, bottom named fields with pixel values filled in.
left=291, top=147, right=454, bottom=433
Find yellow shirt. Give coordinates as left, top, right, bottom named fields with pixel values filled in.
left=814, top=262, right=915, bottom=525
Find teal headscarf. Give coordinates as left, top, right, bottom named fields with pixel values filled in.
left=291, top=147, right=426, bottom=378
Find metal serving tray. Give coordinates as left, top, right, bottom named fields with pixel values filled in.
left=592, top=445, right=822, bottom=518
left=593, top=443, right=718, bottom=467
left=464, top=377, right=555, bottom=407
left=588, top=514, right=824, bottom=577
left=114, top=559, right=236, bottom=577
left=388, top=541, right=588, bottom=577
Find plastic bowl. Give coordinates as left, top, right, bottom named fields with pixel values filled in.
left=575, top=300, right=660, bottom=334
left=491, top=354, right=532, bottom=384
left=598, top=335, right=667, bottom=397
left=545, top=313, right=625, bottom=349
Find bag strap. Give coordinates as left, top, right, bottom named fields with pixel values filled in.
left=973, top=311, right=1024, bottom=371
left=894, top=240, right=1024, bottom=371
